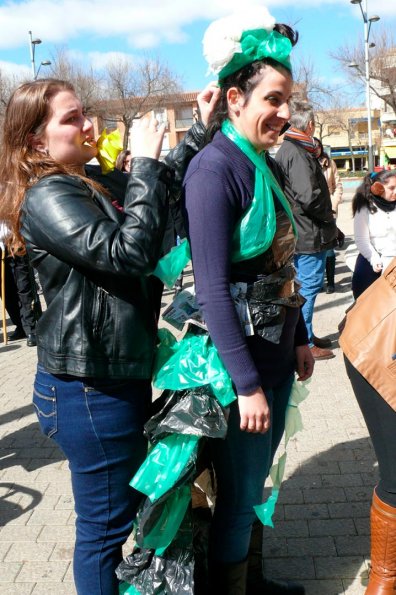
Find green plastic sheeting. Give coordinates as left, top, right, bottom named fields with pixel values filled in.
left=141, top=485, right=191, bottom=553
left=119, top=582, right=140, bottom=594
left=254, top=379, right=311, bottom=527
left=153, top=328, right=236, bottom=408
left=130, top=433, right=199, bottom=502
left=152, top=239, right=191, bottom=290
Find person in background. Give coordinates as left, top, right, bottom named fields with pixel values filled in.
left=0, top=222, right=38, bottom=345
left=115, top=149, right=131, bottom=173
left=276, top=102, right=337, bottom=360
left=184, top=8, right=313, bottom=593
left=0, top=78, right=219, bottom=595
left=313, top=137, right=343, bottom=293
left=340, top=258, right=396, bottom=595
left=352, top=170, right=396, bottom=299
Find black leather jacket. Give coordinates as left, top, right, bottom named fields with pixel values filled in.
left=21, top=123, right=206, bottom=379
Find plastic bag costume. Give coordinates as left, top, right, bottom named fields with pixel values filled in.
left=116, top=121, right=309, bottom=594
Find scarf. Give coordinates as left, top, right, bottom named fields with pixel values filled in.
left=283, top=127, right=316, bottom=154
left=372, top=195, right=396, bottom=213
left=221, top=119, right=297, bottom=262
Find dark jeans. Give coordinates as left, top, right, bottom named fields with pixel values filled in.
left=209, top=373, right=294, bottom=563
left=33, top=365, right=151, bottom=595
left=344, top=357, right=396, bottom=507
left=352, top=253, right=381, bottom=300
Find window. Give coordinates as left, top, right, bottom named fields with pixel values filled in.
left=102, top=117, right=118, bottom=131
left=153, top=108, right=168, bottom=127
left=175, top=107, right=194, bottom=129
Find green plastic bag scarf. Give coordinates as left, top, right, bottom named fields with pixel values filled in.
left=222, top=119, right=297, bottom=261
left=152, top=119, right=297, bottom=287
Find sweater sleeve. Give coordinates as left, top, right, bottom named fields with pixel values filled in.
left=184, top=163, right=262, bottom=395
left=294, top=308, right=309, bottom=346
left=354, top=209, right=381, bottom=268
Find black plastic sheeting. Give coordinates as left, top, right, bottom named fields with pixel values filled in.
left=116, top=386, right=226, bottom=594
left=144, top=387, right=228, bottom=444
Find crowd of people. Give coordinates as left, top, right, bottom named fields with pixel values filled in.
left=0, top=5, right=395, bottom=595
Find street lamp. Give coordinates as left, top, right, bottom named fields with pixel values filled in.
left=28, top=30, right=51, bottom=79
left=350, top=0, right=380, bottom=172
left=35, top=60, right=52, bottom=79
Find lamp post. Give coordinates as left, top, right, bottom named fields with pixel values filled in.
left=28, top=30, right=51, bottom=79
left=349, top=0, right=380, bottom=172
left=36, top=60, right=52, bottom=79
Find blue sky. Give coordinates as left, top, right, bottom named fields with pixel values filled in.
left=0, top=0, right=395, bottom=97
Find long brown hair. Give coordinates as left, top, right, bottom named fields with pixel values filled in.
left=0, top=79, right=101, bottom=254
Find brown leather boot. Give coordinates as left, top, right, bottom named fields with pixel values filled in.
left=366, top=490, right=396, bottom=594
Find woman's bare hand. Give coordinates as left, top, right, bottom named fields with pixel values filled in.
left=197, top=81, right=221, bottom=127
left=238, top=387, right=270, bottom=434
left=131, top=117, right=165, bottom=161
left=295, top=344, right=314, bottom=382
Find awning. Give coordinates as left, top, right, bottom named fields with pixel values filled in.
left=382, top=146, right=396, bottom=159
left=331, top=149, right=367, bottom=157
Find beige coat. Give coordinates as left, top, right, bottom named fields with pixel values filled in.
left=339, top=258, right=396, bottom=410
left=323, top=159, right=343, bottom=215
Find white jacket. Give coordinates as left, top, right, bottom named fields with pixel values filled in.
left=354, top=206, right=396, bottom=271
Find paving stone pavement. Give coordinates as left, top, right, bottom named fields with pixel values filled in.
left=0, top=186, right=375, bottom=594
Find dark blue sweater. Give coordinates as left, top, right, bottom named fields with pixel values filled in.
left=183, top=131, right=308, bottom=394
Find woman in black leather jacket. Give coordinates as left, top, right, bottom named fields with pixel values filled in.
left=0, top=78, right=219, bottom=595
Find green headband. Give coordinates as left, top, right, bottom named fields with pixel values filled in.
left=218, top=28, right=292, bottom=82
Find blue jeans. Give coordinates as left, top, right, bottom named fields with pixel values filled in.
left=294, top=252, right=327, bottom=346
left=33, top=365, right=151, bottom=595
left=209, top=373, right=294, bottom=563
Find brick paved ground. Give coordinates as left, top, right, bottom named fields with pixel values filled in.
left=0, top=185, right=375, bottom=594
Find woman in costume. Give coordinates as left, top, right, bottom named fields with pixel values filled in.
left=351, top=170, right=396, bottom=298
left=0, top=78, right=218, bottom=595
left=183, top=8, right=314, bottom=593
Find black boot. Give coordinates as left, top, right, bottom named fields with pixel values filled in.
left=8, top=326, right=26, bottom=341
left=208, top=559, right=248, bottom=595
left=325, top=255, right=336, bottom=294
left=247, top=522, right=305, bottom=594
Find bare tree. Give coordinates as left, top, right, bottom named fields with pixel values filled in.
left=293, top=56, right=338, bottom=110
left=102, top=53, right=181, bottom=148
left=0, top=69, right=24, bottom=143
left=316, top=102, right=361, bottom=170
left=331, top=26, right=396, bottom=114
left=48, top=47, right=104, bottom=114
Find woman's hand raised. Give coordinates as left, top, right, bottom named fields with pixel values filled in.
left=197, top=81, right=221, bottom=127
left=131, top=117, right=165, bottom=161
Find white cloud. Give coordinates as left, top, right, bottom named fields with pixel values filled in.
left=88, top=51, right=137, bottom=69
left=0, top=60, right=31, bottom=79
left=1, top=0, right=392, bottom=52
